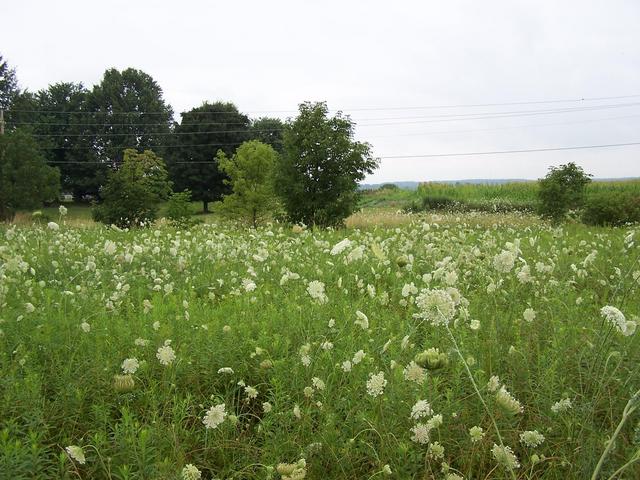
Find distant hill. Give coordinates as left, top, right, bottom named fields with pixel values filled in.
left=361, top=177, right=639, bottom=190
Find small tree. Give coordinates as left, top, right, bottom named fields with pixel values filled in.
left=93, top=149, right=171, bottom=228
left=0, top=129, right=60, bottom=221
left=215, top=140, right=279, bottom=228
left=276, top=101, right=378, bottom=227
left=538, top=162, right=591, bottom=222
left=165, top=190, right=196, bottom=227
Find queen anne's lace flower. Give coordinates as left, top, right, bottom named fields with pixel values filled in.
left=403, top=361, right=426, bottom=384
left=469, top=426, right=485, bottom=442
left=600, top=306, right=637, bottom=336
left=410, top=400, right=432, bottom=420
left=414, top=289, right=456, bottom=326
left=65, top=445, right=86, bottom=464
left=202, top=403, right=226, bottom=429
left=355, top=310, right=369, bottom=330
left=410, top=423, right=431, bottom=444
left=121, top=357, right=139, bottom=374
left=493, top=250, right=516, bottom=273
left=520, top=430, right=545, bottom=447
left=492, top=444, right=520, bottom=469
left=495, top=386, right=523, bottom=415
left=156, top=343, right=176, bottom=366
left=366, top=371, right=387, bottom=397
left=307, top=280, right=328, bottom=304
left=181, top=464, right=202, bottom=480
left=551, top=397, right=572, bottom=413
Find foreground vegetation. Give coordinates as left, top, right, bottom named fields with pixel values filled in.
left=1, top=212, right=639, bottom=479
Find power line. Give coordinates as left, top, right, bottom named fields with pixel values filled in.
left=371, top=113, right=640, bottom=138
left=379, top=142, right=640, bottom=158
left=9, top=102, right=640, bottom=133
left=41, top=141, right=640, bottom=162
left=10, top=111, right=640, bottom=143
left=7, top=93, right=640, bottom=115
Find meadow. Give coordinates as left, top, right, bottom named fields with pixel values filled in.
left=1, top=211, right=639, bottom=479
left=359, top=179, right=640, bottom=215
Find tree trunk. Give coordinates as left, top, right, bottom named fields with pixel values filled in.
left=203, top=200, right=209, bottom=213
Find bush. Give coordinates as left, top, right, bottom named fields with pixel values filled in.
left=538, top=163, right=591, bottom=222
left=165, top=190, right=196, bottom=227
left=421, top=195, right=464, bottom=211
left=92, top=149, right=171, bottom=228
left=582, top=192, right=640, bottom=226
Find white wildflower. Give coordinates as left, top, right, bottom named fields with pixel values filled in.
left=307, top=280, right=328, bottom=304
left=202, top=403, right=226, bottom=429
left=519, top=430, right=545, bottom=448
left=551, top=398, right=572, bottom=413
left=156, top=343, right=176, bottom=366
left=121, top=358, right=139, bottom=374
left=355, top=310, right=369, bottom=330
left=410, top=400, right=433, bottom=420
left=65, top=445, right=86, bottom=464
left=181, top=464, right=201, bottom=480
left=366, top=371, right=387, bottom=397
left=492, top=443, right=520, bottom=470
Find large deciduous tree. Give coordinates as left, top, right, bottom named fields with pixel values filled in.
left=0, top=130, right=60, bottom=221
left=89, top=68, right=173, bottom=165
left=33, top=83, right=105, bottom=199
left=276, top=101, right=378, bottom=227
left=250, top=117, right=284, bottom=154
left=168, top=102, right=250, bottom=212
left=215, top=140, right=279, bottom=228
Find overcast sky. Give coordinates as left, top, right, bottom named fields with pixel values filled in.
left=3, top=0, right=640, bottom=183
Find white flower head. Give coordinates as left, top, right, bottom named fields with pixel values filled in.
left=492, top=443, right=520, bottom=470
left=355, top=310, right=369, bottom=330
left=307, top=280, right=328, bottom=304
left=366, top=371, right=387, bottom=397
left=523, top=308, right=536, bottom=323
left=551, top=398, right=572, bottom=413
left=600, top=306, right=636, bottom=336
left=414, top=289, right=456, bottom=326
left=203, top=404, right=226, bottom=429
left=520, top=430, right=545, bottom=448
left=121, top=358, right=139, bottom=374
left=156, top=344, right=176, bottom=366
left=65, top=445, right=86, bottom=464
left=410, top=400, right=433, bottom=420
left=182, top=464, right=202, bottom=480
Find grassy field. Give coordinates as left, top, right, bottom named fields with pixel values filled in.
left=360, top=179, right=640, bottom=214
left=1, top=212, right=639, bottom=479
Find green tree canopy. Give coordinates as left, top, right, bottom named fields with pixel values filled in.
left=250, top=117, right=284, bottom=154
left=276, top=101, right=378, bottom=227
left=167, top=102, right=250, bottom=212
left=538, top=162, right=592, bottom=222
left=88, top=68, right=173, bottom=165
left=216, top=140, right=279, bottom=228
left=0, top=53, right=19, bottom=110
left=0, top=129, right=60, bottom=221
left=92, top=149, right=171, bottom=228
left=23, top=83, right=105, bottom=199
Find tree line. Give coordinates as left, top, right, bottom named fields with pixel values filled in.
left=0, top=54, right=377, bottom=226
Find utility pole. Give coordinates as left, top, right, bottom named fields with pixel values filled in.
left=0, top=109, right=4, bottom=135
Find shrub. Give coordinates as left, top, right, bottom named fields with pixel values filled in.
left=538, top=163, right=591, bottom=222
left=582, top=192, right=640, bottom=226
left=165, top=190, right=196, bottom=227
left=421, top=195, right=464, bottom=211
left=92, top=149, right=171, bottom=228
